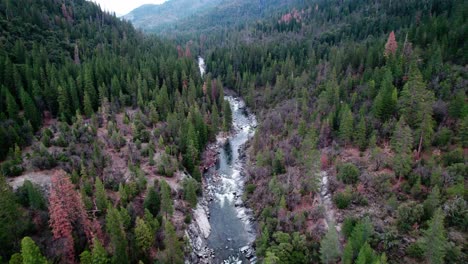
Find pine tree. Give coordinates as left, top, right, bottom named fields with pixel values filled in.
left=91, top=239, right=109, bottom=264
left=106, top=207, right=128, bottom=264
left=20, top=237, right=47, bottom=264
left=19, top=89, right=41, bottom=130
left=384, top=31, right=398, bottom=57
left=84, top=91, right=93, bottom=117
left=161, top=220, right=183, bottom=264
left=355, top=115, right=367, bottom=150
left=355, top=242, right=376, bottom=264
left=144, top=186, right=161, bottom=216
left=0, top=174, right=23, bottom=257
left=49, top=174, right=93, bottom=262
left=57, top=85, right=70, bottom=122
left=5, top=89, right=19, bottom=119
left=134, top=217, right=154, bottom=253
left=424, top=186, right=440, bottom=219
left=184, top=178, right=198, bottom=208
left=339, top=104, right=354, bottom=144
left=320, top=223, right=341, bottom=264
left=95, top=177, right=108, bottom=213
left=342, top=242, right=353, bottom=264
left=399, top=62, right=435, bottom=156
left=423, top=209, right=447, bottom=264
left=160, top=180, right=173, bottom=218
left=391, top=117, right=413, bottom=179
left=349, top=217, right=374, bottom=256
left=373, top=69, right=397, bottom=121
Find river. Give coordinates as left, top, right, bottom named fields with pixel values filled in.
left=187, top=58, right=257, bottom=263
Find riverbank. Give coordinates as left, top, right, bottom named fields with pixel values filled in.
left=187, top=95, right=257, bottom=263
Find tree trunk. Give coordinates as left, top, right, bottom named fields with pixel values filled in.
left=417, top=130, right=424, bottom=160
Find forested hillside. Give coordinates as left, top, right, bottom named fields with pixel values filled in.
left=0, top=0, right=230, bottom=263
left=193, top=0, right=466, bottom=263
left=123, top=0, right=224, bottom=32
left=0, top=0, right=467, bottom=263
left=128, top=0, right=303, bottom=36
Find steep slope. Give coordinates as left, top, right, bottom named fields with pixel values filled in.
left=0, top=0, right=229, bottom=263
left=193, top=0, right=467, bottom=263
left=123, top=0, right=224, bottom=32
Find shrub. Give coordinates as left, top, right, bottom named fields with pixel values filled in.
left=406, top=241, right=424, bottom=259
left=342, top=217, right=357, bottom=238
left=334, top=187, right=352, bottom=209
left=184, top=214, right=192, bottom=224
left=442, top=148, right=464, bottom=166
left=443, top=197, right=467, bottom=230
left=396, top=202, right=424, bottom=232
left=246, top=183, right=256, bottom=194
left=373, top=173, right=394, bottom=196
left=337, top=163, right=360, bottom=184
left=433, top=127, right=453, bottom=147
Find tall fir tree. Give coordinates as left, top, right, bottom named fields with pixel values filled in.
left=320, top=222, right=341, bottom=264
left=423, top=209, right=447, bottom=264
left=20, top=237, right=48, bottom=264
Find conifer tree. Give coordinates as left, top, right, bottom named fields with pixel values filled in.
left=423, top=209, right=447, bottom=264
left=342, top=242, right=353, bottom=264
left=95, top=177, right=108, bottom=213
left=144, top=186, right=161, bottom=216
left=106, top=207, right=128, bottom=264
left=160, top=180, right=173, bottom=218
left=320, top=222, right=341, bottom=264
left=391, top=117, right=413, bottom=179
left=161, top=220, right=183, bottom=264
left=5, top=89, right=18, bottom=119
left=399, top=62, right=435, bottom=156
left=83, top=91, right=93, bottom=117
left=355, top=115, right=367, bottom=150
left=0, top=174, right=23, bottom=257
left=373, top=69, right=397, bottom=121
left=424, top=186, right=440, bottom=219
left=384, top=31, right=398, bottom=57
left=134, top=217, right=154, bottom=253
left=91, top=239, right=109, bottom=264
left=183, top=178, right=198, bottom=208
left=20, top=89, right=41, bottom=130
left=339, top=104, right=354, bottom=144
left=20, top=237, right=47, bottom=264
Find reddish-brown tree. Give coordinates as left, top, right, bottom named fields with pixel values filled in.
left=185, top=43, right=192, bottom=58
left=384, top=31, right=398, bottom=57
left=49, top=172, right=94, bottom=263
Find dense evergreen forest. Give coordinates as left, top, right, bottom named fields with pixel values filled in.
left=188, top=0, right=466, bottom=263
left=0, top=0, right=466, bottom=263
left=0, top=0, right=230, bottom=263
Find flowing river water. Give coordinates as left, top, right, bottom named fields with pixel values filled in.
left=187, top=58, right=257, bottom=263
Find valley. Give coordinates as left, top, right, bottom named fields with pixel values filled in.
left=0, top=0, right=466, bottom=264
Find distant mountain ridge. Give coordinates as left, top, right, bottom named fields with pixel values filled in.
left=123, top=0, right=224, bottom=32
left=124, top=0, right=300, bottom=34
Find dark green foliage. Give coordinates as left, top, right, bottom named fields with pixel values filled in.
left=397, top=202, right=424, bottom=232
left=337, top=163, right=360, bottom=185
left=423, top=209, right=447, bottom=264
left=182, top=178, right=199, bottom=208
left=106, top=207, right=128, bottom=264
left=334, top=187, right=353, bottom=209
left=16, top=180, right=45, bottom=210
left=406, top=241, right=425, bottom=259
left=0, top=174, right=25, bottom=259
left=20, top=237, right=47, bottom=264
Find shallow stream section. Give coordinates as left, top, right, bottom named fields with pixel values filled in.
left=186, top=95, right=257, bottom=264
